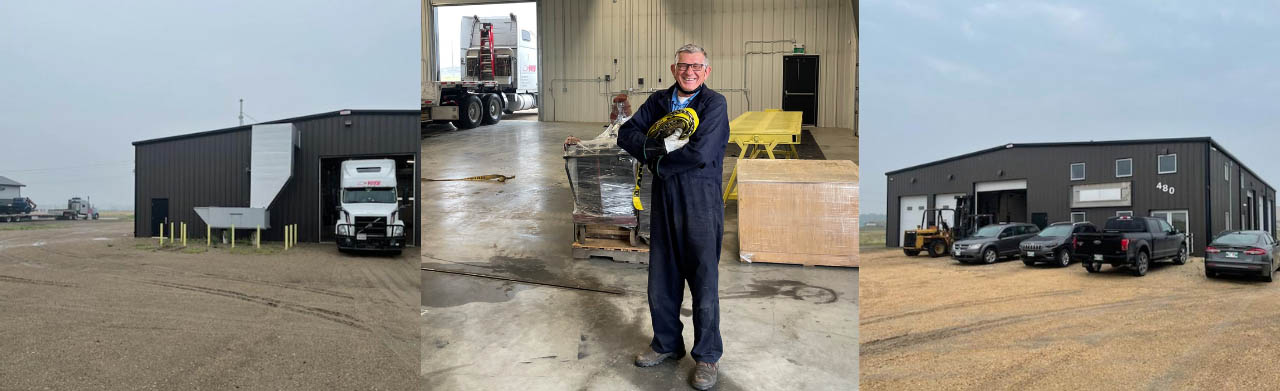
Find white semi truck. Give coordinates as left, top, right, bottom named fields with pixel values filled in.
left=422, top=14, right=538, bottom=129
left=334, top=159, right=406, bottom=254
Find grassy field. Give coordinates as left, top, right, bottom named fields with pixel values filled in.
left=861, top=225, right=886, bottom=247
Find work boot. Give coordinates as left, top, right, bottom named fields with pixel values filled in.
left=690, top=361, right=718, bottom=390
left=634, top=348, right=683, bottom=367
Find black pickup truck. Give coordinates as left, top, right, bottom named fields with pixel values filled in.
left=1072, top=216, right=1188, bottom=276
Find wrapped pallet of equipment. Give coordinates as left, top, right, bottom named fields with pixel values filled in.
left=564, top=99, right=651, bottom=245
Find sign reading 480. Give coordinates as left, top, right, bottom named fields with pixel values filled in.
left=1156, top=182, right=1175, bottom=195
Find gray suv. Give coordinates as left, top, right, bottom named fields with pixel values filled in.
left=952, top=223, right=1040, bottom=264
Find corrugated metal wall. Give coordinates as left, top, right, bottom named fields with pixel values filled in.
left=134, top=111, right=422, bottom=245
left=536, top=0, right=856, bottom=128
left=884, top=141, right=1211, bottom=252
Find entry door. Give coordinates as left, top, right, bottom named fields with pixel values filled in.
left=899, top=195, right=928, bottom=246
left=150, top=198, right=168, bottom=236
left=781, top=55, right=819, bottom=125
left=1151, top=210, right=1190, bottom=250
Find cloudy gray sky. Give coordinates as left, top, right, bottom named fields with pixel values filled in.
left=861, top=1, right=1280, bottom=214
left=0, top=1, right=418, bottom=210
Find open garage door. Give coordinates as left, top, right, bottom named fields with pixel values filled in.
left=319, top=155, right=417, bottom=244
left=975, top=179, right=1028, bottom=224
left=899, top=195, right=928, bottom=246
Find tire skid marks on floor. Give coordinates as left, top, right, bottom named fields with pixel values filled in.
left=143, top=280, right=369, bottom=332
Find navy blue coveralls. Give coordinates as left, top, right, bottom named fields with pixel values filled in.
left=617, top=83, right=729, bottom=363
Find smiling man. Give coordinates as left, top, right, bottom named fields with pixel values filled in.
left=615, top=43, right=730, bottom=390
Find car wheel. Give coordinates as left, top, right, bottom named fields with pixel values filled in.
left=927, top=241, right=946, bottom=258
left=903, top=249, right=921, bottom=256
left=1172, top=245, right=1187, bottom=265
left=1265, top=266, right=1274, bottom=283
left=1056, top=249, right=1071, bottom=268
left=452, top=95, right=484, bottom=129
left=1084, top=261, right=1101, bottom=273
left=1131, top=251, right=1149, bottom=277
left=1205, top=267, right=1215, bottom=278
left=1022, top=257, right=1035, bottom=266
left=983, top=248, right=998, bottom=264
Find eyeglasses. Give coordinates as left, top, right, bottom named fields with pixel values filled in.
left=674, top=63, right=706, bottom=72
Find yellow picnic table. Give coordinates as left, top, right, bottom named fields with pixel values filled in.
left=723, top=110, right=803, bottom=201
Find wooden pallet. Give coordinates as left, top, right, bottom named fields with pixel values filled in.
left=572, top=237, right=650, bottom=264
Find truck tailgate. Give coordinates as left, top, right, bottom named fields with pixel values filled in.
left=1073, top=233, right=1127, bottom=256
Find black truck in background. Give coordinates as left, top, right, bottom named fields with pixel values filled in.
left=1072, top=216, right=1188, bottom=276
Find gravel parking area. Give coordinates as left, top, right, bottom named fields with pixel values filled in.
left=0, top=220, right=418, bottom=389
left=860, top=247, right=1280, bottom=390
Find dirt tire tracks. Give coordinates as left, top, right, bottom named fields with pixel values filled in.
left=197, top=273, right=355, bottom=300
left=861, top=293, right=1210, bottom=356
left=0, top=274, right=76, bottom=288
left=143, top=280, right=369, bottom=332
left=860, top=289, right=1083, bottom=325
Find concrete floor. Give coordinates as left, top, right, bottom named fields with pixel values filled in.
left=421, top=119, right=858, bottom=390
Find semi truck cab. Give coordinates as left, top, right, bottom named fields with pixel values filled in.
left=335, top=159, right=405, bottom=254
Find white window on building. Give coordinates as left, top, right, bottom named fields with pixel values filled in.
left=1071, top=163, right=1086, bottom=181
left=1071, top=212, right=1087, bottom=223
left=1115, top=158, right=1133, bottom=178
left=1158, top=153, right=1177, bottom=174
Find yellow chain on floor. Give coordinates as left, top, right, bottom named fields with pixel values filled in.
left=422, top=174, right=516, bottom=183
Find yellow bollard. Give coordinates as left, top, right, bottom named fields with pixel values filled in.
left=207, top=225, right=211, bottom=247
left=182, top=222, right=187, bottom=247
left=231, top=224, right=235, bottom=248
left=285, top=225, right=290, bottom=251
left=292, top=224, right=298, bottom=248
left=159, top=223, right=164, bottom=246
left=255, top=225, right=261, bottom=249
left=170, top=222, right=175, bottom=244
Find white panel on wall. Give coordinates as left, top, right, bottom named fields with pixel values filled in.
left=534, top=0, right=855, bottom=129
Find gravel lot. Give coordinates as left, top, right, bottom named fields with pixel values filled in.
left=0, top=219, right=418, bottom=389
left=860, top=246, right=1280, bottom=390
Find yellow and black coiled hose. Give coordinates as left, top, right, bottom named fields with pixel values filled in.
left=633, top=108, right=699, bottom=210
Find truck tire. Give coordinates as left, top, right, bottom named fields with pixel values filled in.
left=982, top=247, right=998, bottom=264
left=1172, top=245, right=1187, bottom=265
left=1056, top=249, right=1071, bottom=268
left=1131, top=250, right=1149, bottom=276
left=903, top=249, right=920, bottom=256
left=481, top=94, right=503, bottom=125
left=927, top=241, right=946, bottom=257
left=452, top=95, right=484, bottom=129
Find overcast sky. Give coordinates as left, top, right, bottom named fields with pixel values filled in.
left=861, top=1, right=1280, bottom=215
left=0, top=1, right=417, bottom=210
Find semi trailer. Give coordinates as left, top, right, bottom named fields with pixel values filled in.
left=422, top=14, right=538, bottom=129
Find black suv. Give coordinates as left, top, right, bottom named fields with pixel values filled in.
left=952, top=223, right=1040, bottom=264
left=1019, top=221, right=1098, bottom=267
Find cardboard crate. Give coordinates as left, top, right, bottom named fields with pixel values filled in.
left=737, top=159, right=858, bottom=267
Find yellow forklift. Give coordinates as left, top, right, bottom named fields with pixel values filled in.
left=902, top=207, right=957, bottom=257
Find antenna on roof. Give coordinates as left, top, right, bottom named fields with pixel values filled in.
left=239, top=99, right=245, bottom=126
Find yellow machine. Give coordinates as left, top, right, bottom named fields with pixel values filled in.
left=903, top=208, right=957, bottom=257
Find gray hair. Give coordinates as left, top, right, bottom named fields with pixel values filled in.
left=674, top=44, right=709, bottom=66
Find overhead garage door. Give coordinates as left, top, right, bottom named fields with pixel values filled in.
left=975, top=179, right=1027, bottom=192
left=899, top=195, right=928, bottom=246
left=934, top=193, right=966, bottom=229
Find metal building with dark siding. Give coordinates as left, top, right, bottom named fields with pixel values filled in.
left=885, top=138, right=1275, bottom=255
left=133, top=110, right=421, bottom=245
